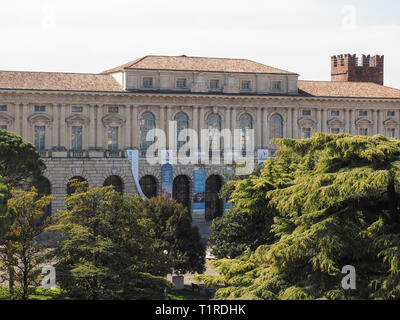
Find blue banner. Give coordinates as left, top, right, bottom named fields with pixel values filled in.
left=161, top=163, right=173, bottom=200
left=193, top=169, right=206, bottom=212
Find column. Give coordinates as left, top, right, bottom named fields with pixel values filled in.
left=256, top=107, right=262, bottom=149
left=166, top=105, right=173, bottom=149
left=52, top=103, right=60, bottom=148
left=293, top=108, right=298, bottom=139
left=322, top=109, right=328, bottom=133
left=124, top=105, right=131, bottom=148
left=96, top=104, right=103, bottom=149
left=89, top=104, right=96, bottom=148
left=377, top=109, right=381, bottom=135
left=263, top=107, right=268, bottom=145
left=199, top=106, right=205, bottom=152
left=286, top=107, right=292, bottom=139
left=231, top=107, right=237, bottom=149
left=59, top=104, right=66, bottom=149
left=317, top=109, right=322, bottom=132
left=345, top=109, right=350, bottom=133
left=13, top=102, right=20, bottom=136
left=372, top=110, right=378, bottom=135
left=132, top=105, right=138, bottom=148
left=350, top=110, right=355, bottom=135
left=22, top=103, right=28, bottom=141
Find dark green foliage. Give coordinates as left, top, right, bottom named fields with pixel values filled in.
left=196, top=133, right=400, bottom=300
left=0, top=177, right=11, bottom=237
left=210, top=165, right=277, bottom=259
left=50, top=183, right=174, bottom=300
left=0, top=130, right=45, bottom=188
left=139, top=196, right=206, bottom=275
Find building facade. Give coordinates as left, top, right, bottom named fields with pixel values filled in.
left=1, top=54, right=400, bottom=237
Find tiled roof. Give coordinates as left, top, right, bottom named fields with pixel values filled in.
left=0, top=70, right=122, bottom=92
left=298, top=81, right=400, bottom=99
left=101, top=55, right=297, bottom=75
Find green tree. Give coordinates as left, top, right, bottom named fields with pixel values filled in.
left=50, top=182, right=173, bottom=300
left=0, top=130, right=45, bottom=188
left=0, top=188, right=54, bottom=300
left=196, top=133, right=400, bottom=300
left=139, top=196, right=206, bottom=275
left=0, top=177, right=11, bottom=237
left=210, top=166, right=277, bottom=259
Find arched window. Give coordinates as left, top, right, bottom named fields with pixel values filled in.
left=173, top=175, right=191, bottom=213
left=270, top=114, right=284, bottom=141
left=205, top=175, right=224, bottom=221
left=67, top=176, right=88, bottom=195
left=207, top=113, right=222, bottom=151
left=239, top=113, right=253, bottom=151
left=104, top=175, right=124, bottom=194
left=139, top=175, right=158, bottom=199
left=140, top=112, right=156, bottom=150
left=175, top=112, right=189, bottom=152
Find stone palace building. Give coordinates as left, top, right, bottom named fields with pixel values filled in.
left=1, top=53, right=400, bottom=237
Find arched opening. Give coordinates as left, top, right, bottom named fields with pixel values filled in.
left=205, top=175, right=224, bottom=221
left=103, top=175, right=124, bottom=194
left=35, top=176, right=52, bottom=217
left=207, top=113, right=222, bottom=159
left=174, top=112, right=189, bottom=152
left=139, top=175, right=158, bottom=199
left=140, top=111, right=156, bottom=151
left=239, top=113, right=253, bottom=154
left=173, top=175, right=191, bottom=213
left=67, top=176, right=88, bottom=195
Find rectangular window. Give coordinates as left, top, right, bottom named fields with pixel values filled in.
left=330, top=128, right=340, bottom=134
left=210, top=80, right=220, bottom=89
left=108, top=106, right=119, bottom=113
left=143, top=77, right=153, bottom=88
left=387, top=128, right=396, bottom=138
left=72, top=126, right=83, bottom=150
left=272, top=81, right=282, bottom=90
left=302, top=128, right=312, bottom=139
left=302, top=110, right=312, bottom=117
left=387, top=111, right=395, bottom=117
left=35, top=105, right=46, bottom=112
left=72, top=106, right=83, bottom=113
left=331, top=111, right=340, bottom=117
left=108, top=127, right=119, bottom=150
left=176, top=79, right=187, bottom=88
left=0, top=105, right=7, bottom=112
left=359, top=111, right=368, bottom=117
left=241, top=81, right=251, bottom=90
left=34, top=126, right=46, bottom=150
left=359, top=128, right=368, bottom=136
left=0, top=125, right=7, bottom=130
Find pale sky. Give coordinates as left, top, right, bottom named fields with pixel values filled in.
left=1, top=0, right=399, bottom=88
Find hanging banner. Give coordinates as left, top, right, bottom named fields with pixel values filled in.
left=225, top=167, right=232, bottom=211
left=161, top=150, right=173, bottom=200
left=193, top=168, right=206, bottom=213
left=126, top=149, right=146, bottom=200
left=257, top=149, right=269, bottom=165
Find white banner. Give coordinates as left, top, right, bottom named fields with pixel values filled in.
left=127, top=149, right=147, bottom=200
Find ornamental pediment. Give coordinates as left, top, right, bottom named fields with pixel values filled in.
left=0, top=112, right=15, bottom=124
left=65, top=114, right=90, bottom=126
left=355, top=118, right=373, bottom=126
left=102, top=113, right=126, bottom=126
left=298, top=117, right=317, bottom=128
left=327, top=117, right=344, bottom=127
left=383, top=118, right=400, bottom=126
left=28, top=113, right=53, bottom=125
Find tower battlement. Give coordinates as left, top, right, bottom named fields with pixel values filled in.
left=331, top=54, right=384, bottom=85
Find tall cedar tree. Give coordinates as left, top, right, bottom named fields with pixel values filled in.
left=0, top=188, right=54, bottom=300
left=0, top=177, right=11, bottom=237
left=210, top=166, right=277, bottom=259
left=195, top=133, right=400, bottom=300
left=50, top=182, right=174, bottom=300
left=138, top=196, right=206, bottom=275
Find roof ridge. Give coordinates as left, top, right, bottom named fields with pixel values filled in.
left=0, top=70, right=110, bottom=76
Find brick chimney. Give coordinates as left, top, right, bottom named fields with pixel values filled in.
left=331, top=54, right=384, bottom=85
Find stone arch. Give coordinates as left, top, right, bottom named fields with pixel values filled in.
left=139, top=175, right=158, bottom=199
left=67, top=176, right=88, bottom=195
left=269, top=113, right=284, bottom=143
left=205, top=174, right=224, bottom=221
left=104, top=175, right=124, bottom=193
left=204, top=109, right=225, bottom=123
left=173, top=175, right=191, bottom=213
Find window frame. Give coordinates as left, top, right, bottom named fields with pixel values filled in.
left=142, top=77, right=154, bottom=88
left=34, top=105, right=46, bottom=113
left=209, top=79, right=220, bottom=90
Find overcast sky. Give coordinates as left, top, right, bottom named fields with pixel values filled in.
left=1, top=0, right=399, bottom=88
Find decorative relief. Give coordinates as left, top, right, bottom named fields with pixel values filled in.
left=27, top=113, right=53, bottom=126
left=65, top=114, right=90, bottom=127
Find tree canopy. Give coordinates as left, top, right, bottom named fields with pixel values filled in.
left=0, top=130, right=45, bottom=188
left=196, top=133, right=400, bottom=300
